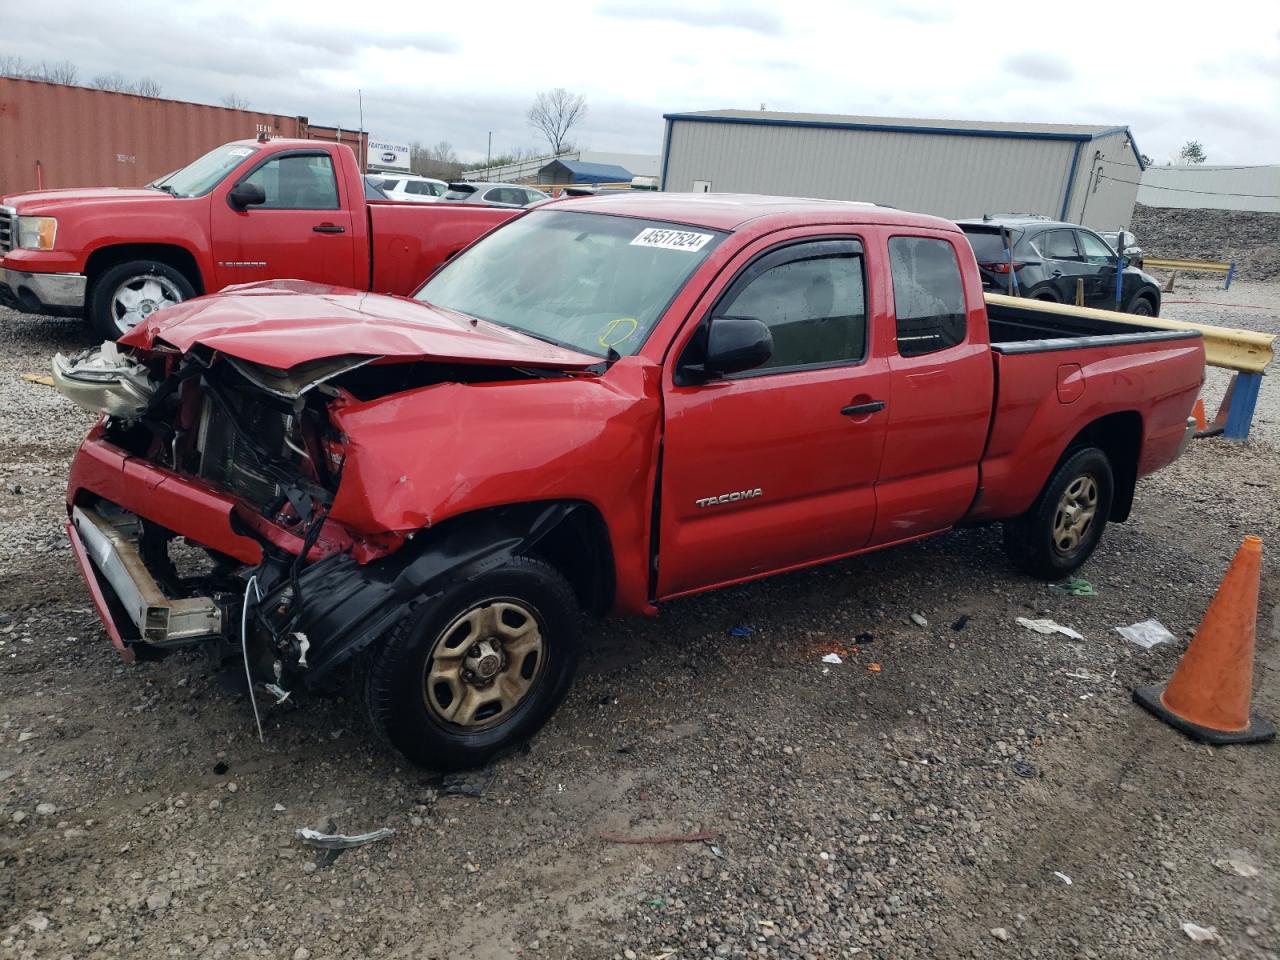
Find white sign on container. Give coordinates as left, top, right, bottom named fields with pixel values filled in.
left=367, top=137, right=411, bottom=171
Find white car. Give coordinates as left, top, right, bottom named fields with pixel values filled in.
left=375, top=174, right=448, bottom=203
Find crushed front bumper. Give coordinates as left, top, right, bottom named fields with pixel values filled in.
left=68, top=504, right=223, bottom=655
left=0, top=265, right=86, bottom=314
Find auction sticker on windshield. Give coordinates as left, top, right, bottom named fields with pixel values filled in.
left=630, top=227, right=714, bottom=252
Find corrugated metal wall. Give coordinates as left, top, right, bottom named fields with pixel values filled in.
left=661, top=118, right=1145, bottom=230
left=662, top=118, right=1079, bottom=221
left=1062, top=131, right=1143, bottom=230
left=1138, top=164, right=1280, bottom=213
left=0, top=78, right=366, bottom=195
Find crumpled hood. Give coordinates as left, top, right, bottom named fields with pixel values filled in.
left=119, top=280, right=603, bottom=371
left=1, top=187, right=173, bottom=214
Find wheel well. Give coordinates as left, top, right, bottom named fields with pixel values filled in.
left=1131, top=288, right=1160, bottom=314
left=1065, top=412, right=1142, bottom=522
left=84, top=244, right=205, bottom=296
left=401, top=500, right=616, bottom=617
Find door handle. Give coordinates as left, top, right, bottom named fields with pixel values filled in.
left=313, top=224, right=345, bottom=234
left=841, top=400, right=886, bottom=417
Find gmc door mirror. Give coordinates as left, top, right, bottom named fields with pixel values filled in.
left=228, top=181, right=267, bottom=210
left=698, top=315, right=774, bottom=377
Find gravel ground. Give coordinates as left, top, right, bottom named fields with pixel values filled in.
left=1, top=294, right=1277, bottom=960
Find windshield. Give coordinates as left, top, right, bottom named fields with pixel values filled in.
left=416, top=210, right=725, bottom=358
left=155, top=144, right=259, bottom=198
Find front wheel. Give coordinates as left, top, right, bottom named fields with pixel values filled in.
left=363, top=555, right=581, bottom=770
left=1127, top=294, right=1156, bottom=317
left=1003, top=447, right=1114, bottom=580
left=89, top=260, right=195, bottom=341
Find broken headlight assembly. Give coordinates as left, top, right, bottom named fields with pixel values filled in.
left=51, top=341, right=159, bottom=418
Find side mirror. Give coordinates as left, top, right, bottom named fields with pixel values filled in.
left=698, top=315, right=774, bottom=378
left=227, top=181, right=266, bottom=210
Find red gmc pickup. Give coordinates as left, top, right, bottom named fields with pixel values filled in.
left=55, top=193, right=1204, bottom=769
left=0, top=138, right=513, bottom=339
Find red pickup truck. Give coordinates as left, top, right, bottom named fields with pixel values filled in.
left=55, top=194, right=1203, bottom=769
left=0, top=138, right=512, bottom=338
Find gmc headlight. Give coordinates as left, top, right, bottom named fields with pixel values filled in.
left=17, top=216, right=57, bottom=250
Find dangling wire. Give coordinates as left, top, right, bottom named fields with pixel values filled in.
left=241, top=574, right=265, bottom=743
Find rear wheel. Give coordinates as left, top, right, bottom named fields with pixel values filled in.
left=1003, top=447, right=1114, bottom=580
left=89, top=260, right=195, bottom=341
left=1127, top=294, right=1156, bottom=317
left=363, top=555, right=580, bottom=770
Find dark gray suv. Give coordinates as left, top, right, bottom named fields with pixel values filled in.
left=957, top=215, right=1161, bottom=316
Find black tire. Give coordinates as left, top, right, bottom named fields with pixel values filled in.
left=1003, top=447, right=1114, bottom=580
left=1127, top=294, right=1156, bottom=317
left=1031, top=289, right=1059, bottom=303
left=364, top=555, right=580, bottom=770
left=89, top=260, right=196, bottom=341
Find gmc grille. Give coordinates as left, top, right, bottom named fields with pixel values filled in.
left=0, top=206, right=15, bottom=255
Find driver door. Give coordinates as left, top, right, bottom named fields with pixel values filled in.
left=657, top=233, right=891, bottom=599
left=209, top=150, right=357, bottom=292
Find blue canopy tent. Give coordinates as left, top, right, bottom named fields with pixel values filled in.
left=539, top=159, right=634, bottom=185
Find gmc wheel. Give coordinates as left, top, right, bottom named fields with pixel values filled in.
left=89, top=260, right=195, bottom=341
left=1003, top=446, right=1114, bottom=580
left=363, top=555, right=581, bottom=770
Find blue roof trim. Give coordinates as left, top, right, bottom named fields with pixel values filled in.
left=662, top=112, right=1097, bottom=143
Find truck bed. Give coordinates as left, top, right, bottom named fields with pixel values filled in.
left=367, top=202, right=519, bottom=297
left=970, top=296, right=1205, bottom=523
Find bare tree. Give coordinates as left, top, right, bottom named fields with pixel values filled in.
left=37, top=59, right=79, bottom=85
left=527, top=88, right=587, bottom=156
left=408, top=141, right=463, bottom=180
left=0, top=55, right=34, bottom=78
left=133, top=76, right=162, bottom=97
left=221, top=92, right=251, bottom=110
left=91, top=71, right=131, bottom=92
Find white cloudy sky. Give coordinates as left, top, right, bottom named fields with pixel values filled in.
left=4, top=0, right=1279, bottom=165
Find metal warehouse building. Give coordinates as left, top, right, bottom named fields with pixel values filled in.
left=660, top=109, right=1145, bottom=230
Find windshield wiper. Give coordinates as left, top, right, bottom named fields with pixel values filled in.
left=149, top=183, right=177, bottom=196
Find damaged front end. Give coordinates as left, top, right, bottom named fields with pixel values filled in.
left=57, top=338, right=586, bottom=702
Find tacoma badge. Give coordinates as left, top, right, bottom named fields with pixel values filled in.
left=695, top=488, right=763, bottom=508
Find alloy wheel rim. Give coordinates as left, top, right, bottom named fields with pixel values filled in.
left=1052, top=474, right=1099, bottom=555
left=111, top=274, right=183, bottom=334
left=423, top=599, right=545, bottom=729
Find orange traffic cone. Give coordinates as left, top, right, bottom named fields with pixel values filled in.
left=1134, top=535, right=1275, bottom=744
left=1191, top=399, right=1207, bottom=432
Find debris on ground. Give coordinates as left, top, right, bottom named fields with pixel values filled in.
left=295, top=826, right=395, bottom=850
left=728, top=624, right=753, bottom=638
left=1050, top=578, right=1097, bottom=597
left=441, top=767, right=497, bottom=798
left=1213, top=856, right=1260, bottom=878
left=21, top=373, right=55, bottom=387
left=1016, top=617, right=1084, bottom=640
left=821, top=653, right=842, bottom=665
left=1115, top=619, right=1175, bottom=649
left=867, top=662, right=882, bottom=673
left=1013, top=761, right=1037, bottom=778
left=1053, top=871, right=1073, bottom=884
left=910, top=613, right=928, bottom=627
left=990, top=927, right=1011, bottom=942
left=599, top=830, right=715, bottom=844
left=1180, top=922, right=1219, bottom=943
left=951, top=615, right=970, bottom=631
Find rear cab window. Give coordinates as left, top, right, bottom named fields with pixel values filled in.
left=888, top=237, right=967, bottom=357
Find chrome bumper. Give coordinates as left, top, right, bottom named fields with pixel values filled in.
left=0, top=265, right=87, bottom=310
left=70, top=505, right=223, bottom=646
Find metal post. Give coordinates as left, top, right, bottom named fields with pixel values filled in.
left=1223, top=372, right=1262, bottom=441
left=1114, top=248, right=1125, bottom=310
left=358, top=88, right=365, bottom=173
left=486, top=132, right=492, bottom=180
left=1224, top=261, right=1235, bottom=290
left=1002, top=226, right=1019, bottom=296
